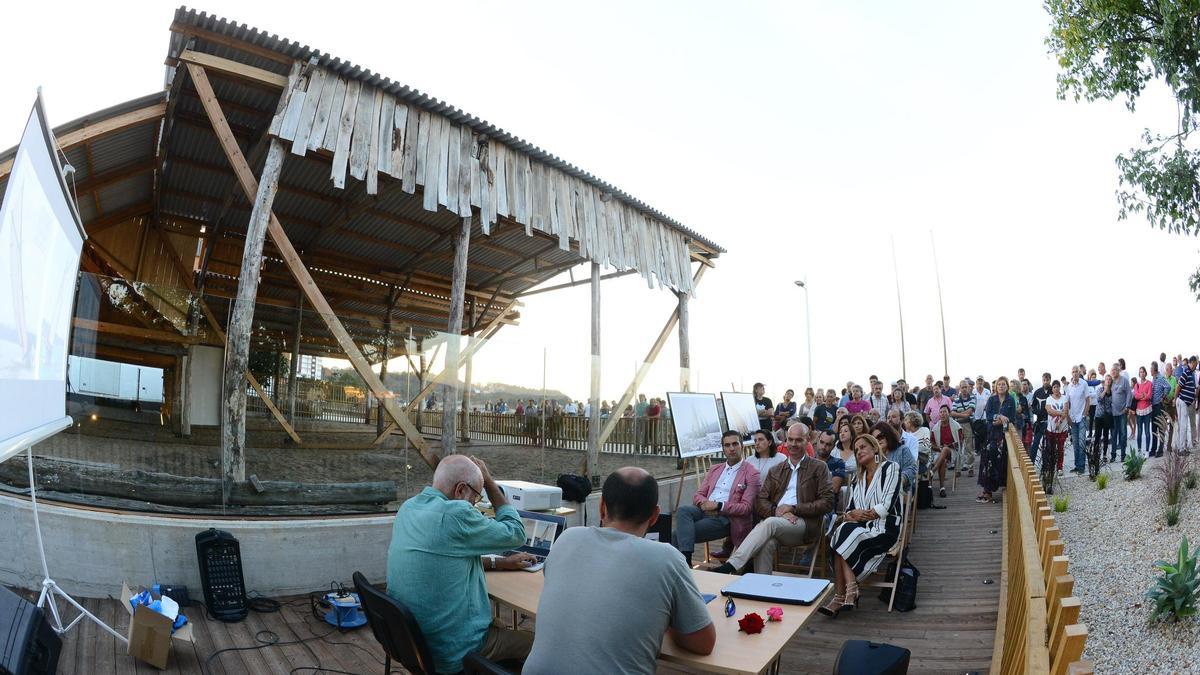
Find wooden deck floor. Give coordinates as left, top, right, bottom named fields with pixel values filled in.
left=20, top=480, right=1000, bottom=675
left=776, top=480, right=1003, bottom=675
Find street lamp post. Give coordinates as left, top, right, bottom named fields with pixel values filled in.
left=794, top=279, right=813, bottom=387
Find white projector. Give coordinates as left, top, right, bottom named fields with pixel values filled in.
left=495, top=480, right=562, bottom=511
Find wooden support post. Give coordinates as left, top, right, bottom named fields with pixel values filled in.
left=179, top=352, right=191, bottom=436
left=595, top=265, right=706, bottom=450
left=287, top=291, right=302, bottom=423
left=586, top=262, right=602, bottom=482
left=217, top=92, right=292, bottom=491
left=272, top=341, right=282, bottom=407
left=189, top=60, right=436, bottom=468
left=461, top=297, right=475, bottom=443
left=441, top=215, right=473, bottom=455
left=377, top=287, right=396, bottom=436
left=677, top=289, right=690, bottom=392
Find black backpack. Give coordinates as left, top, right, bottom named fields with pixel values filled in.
left=556, top=474, right=592, bottom=503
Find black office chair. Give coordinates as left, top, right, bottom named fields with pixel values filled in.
left=462, top=651, right=512, bottom=675
left=353, top=571, right=436, bottom=675
left=832, top=639, right=910, bottom=674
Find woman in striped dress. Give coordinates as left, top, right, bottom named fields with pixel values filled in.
left=820, top=434, right=903, bottom=617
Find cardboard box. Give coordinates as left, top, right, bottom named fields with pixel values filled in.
left=119, top=582, right=195, bottom=670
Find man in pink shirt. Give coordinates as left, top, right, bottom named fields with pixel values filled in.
left=923, top=380, right=953, bottom=426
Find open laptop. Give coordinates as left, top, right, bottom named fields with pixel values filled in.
left=497, top=510, right=567, bottom=573
left=720, top=574, right=830, bottom=605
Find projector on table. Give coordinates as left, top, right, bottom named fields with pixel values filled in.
left=495, top=480, right=562, bottom=511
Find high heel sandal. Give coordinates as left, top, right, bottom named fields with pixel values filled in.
left=842, top=582, right=859, bottom=611
left=818, top=594, right=844, bottom=617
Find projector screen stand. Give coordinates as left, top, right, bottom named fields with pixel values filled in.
left=7, top=417, right=127, bottom=643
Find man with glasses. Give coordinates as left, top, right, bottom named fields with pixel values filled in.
left=713, top=423, right=834, bottom=575
left=671, top=431, right=761, bottom=566
left=386, top=455, right=537, bottom=674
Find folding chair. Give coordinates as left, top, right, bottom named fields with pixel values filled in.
left=859, top=489, right=913, bottom=612
left=775, top=534, right=825, bottom=577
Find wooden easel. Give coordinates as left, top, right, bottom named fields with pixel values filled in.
left=673, top=455, right=712, bottom=511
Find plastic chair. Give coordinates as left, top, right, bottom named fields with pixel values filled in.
left=352, top=571, right=436, bottom=675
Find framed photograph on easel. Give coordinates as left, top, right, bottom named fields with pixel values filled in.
left=720, top=391, right=759, bottom=441
left=665, top=392, right=723, bottom=459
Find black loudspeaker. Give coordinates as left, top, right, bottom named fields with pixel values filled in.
left=195, top=529, right=248, bottom=622
left=833, top=639, right=910, bottom=675
left=0, top=586, right=61, bottom=675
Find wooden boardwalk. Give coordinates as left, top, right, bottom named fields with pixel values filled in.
left=777, top=482, right=1003, bottom=674
left=17, top=483, right=1000, bottom=675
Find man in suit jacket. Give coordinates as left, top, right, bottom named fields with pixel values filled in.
left=714, top=423, right=834, bottom=575
left=672, top=430, right=760, bottom=565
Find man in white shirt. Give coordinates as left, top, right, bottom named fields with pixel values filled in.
left=671, top=431, right=760, bottom=565
left=1064, top=367, right=1092, bottom=474
left=713, top=424, right=834, bottom=575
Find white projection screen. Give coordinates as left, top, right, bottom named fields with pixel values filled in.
left=0, top=94, right=85, bottom=462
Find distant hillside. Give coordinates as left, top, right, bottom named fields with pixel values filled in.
left=326, top=368, right=573, bottom=404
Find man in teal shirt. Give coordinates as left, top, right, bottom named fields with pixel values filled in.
left=386, top=455, right=536, bottom=673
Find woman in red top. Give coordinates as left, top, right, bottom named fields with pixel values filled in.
left=1133, top=367, right=1153, bottom=456
left=930, top=404, right=958, bottom=498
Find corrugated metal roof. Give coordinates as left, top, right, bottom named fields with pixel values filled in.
left=171, top=6, right=723, bottom=255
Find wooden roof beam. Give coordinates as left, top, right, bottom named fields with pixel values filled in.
left=176, top=49, right=289, bottom=89
left=0, top=101, right=166, bottom=180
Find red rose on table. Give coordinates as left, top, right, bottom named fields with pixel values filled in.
left=737, top=612, right=765, bottom=634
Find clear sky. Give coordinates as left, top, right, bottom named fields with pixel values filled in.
left=4, top=1, right=1198, bottom=405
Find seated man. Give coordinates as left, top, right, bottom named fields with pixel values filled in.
left=386, top=455, right=538, bottom=674
left=672, top=430, right=761, bottom=565
left=524, top=468, right=715, bottom=674
left=714, top=422, right=834, bottom=575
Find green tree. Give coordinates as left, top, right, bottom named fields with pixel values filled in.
left=1046, top=1, right=1200, bottom=291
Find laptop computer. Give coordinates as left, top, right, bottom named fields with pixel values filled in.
left=498, top=510, right=567, bottom=573
left=719, top=574, right=830, bottom=605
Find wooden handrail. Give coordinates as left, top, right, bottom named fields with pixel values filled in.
left=991, top=426, right=1093, bottom=675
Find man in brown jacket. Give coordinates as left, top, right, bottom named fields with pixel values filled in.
left=713, top=423, right=834, bottom=575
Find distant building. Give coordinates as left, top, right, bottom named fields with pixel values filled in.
left=297, top=354, right=323, bottom=380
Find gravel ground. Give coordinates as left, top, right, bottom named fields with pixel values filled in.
left=1053, top=453, right=1200, bottom=674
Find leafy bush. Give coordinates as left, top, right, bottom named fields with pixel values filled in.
left=1097, top=473, right=1109, bottom=490
left=1146, top=537, right=1200, bottom=622
left=1125, top=454, right=1146, bottom=480
left=1166, top=504, right=1182, bottom=527
left=1054, top=494, right=1069, bottom=513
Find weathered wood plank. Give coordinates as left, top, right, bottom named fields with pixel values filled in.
left=318, top=77, right=348, bottom=152
left=277, top=87, right=307, bottom=141
left=436, top=116, right=452, bottom=208
left=378, top=95, right=396, bottom=178
left=458, top=124, right=473, bottom=217
left=348, top=85, right=378, bottom=182
left=445, top=123, right=461, bottom=213
left=289, top=68, right=326, bottom=155
left=494, top=143, right=509, bottom=218
left=178, top=49, right=289, bottom=90
left=329, top=79, right=361, bottom=188
left=415, top=110, right=431, bottom=186
left=422, top=114, right=443, bottom=211
left=306, top=69, right=339, bottom=152
left=399, top=104, right=418, bottom=192
left=365, top=89, right=386, bottom=194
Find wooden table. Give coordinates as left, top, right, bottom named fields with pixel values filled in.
left=485, top=569, right=829, bottom=675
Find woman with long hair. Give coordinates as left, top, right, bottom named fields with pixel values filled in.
left=1133, top=366, right=1153, bottom=456
left=870, top=421, right=916, bottom=490
left=1092, top=375, right=1114, bottom=475
left=887, top=387, right=911, bottom=416
left=747, top=428, right=786, bottom=477
left=820, top=434, right=903, bottom=618
left=798, top=387, right=818, bottom=419
left=979, top=376, right=1017, bottom=503
left=773, top=389, right=798, bottom=431
left=849, top=413, right=870, bottom=439
left=833, top=415, right=858, bottom=480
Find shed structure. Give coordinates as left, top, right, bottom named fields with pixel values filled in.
left=0, top=7, right=723, bottom=487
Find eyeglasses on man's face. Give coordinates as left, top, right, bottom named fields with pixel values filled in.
left=459, top=481, right=484, bottom=504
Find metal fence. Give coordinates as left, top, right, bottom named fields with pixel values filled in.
left=246, top=377, right=370, bottom=425
left=411, top=410, right=681, bottom=456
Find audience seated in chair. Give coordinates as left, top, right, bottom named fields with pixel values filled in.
left=523, top=468, right=715, bottom=675
left=385, top=455, right=538, bottom=674
left=712, top=423, right=835, bottom=575
left=821, top=434, right=904, bottom=617
left=672, top=430, right=761, bottom=566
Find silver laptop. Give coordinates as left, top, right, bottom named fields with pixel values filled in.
left=719, top=574, right=830, bottom=605
left=497, top=510, right=566, bottom=573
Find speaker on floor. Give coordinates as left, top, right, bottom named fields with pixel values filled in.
left=0, top=585, right=61, bottom=675
left=832, top=639, right=910, bottom=675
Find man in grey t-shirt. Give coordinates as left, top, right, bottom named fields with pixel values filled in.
left=523, top=468, right=714, bottom=675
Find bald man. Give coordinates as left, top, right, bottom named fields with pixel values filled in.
left=386, top=455, right=537, bottom=673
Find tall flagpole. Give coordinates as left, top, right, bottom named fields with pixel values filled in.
left=930, top=230, right=949, bottom=378
left=890, top=235, right=907, bottom=382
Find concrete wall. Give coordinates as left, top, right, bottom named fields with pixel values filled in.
left=187, top=345, right=223, bottom=426
left=0, top=494, right=393, bottom=598
left=0, top=473, right=702, bottom=599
